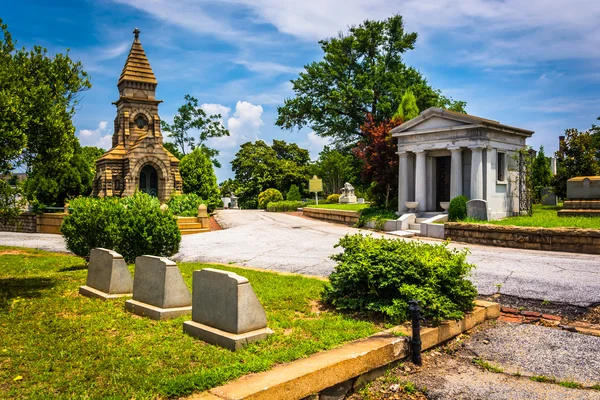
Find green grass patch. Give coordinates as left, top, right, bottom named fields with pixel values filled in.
left=530, top=375, right=557, bottom=383
left=0, top=246, right=381, bottom=399
left=558, top=380, right=582, bottom=389
left=462, top=204, right=600, bottom=229
left=472, top=358, right=504, bottom=373
left=304, top=203, right=371, bottom=211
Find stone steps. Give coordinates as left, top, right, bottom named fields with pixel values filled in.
left=409, top=223, right=421, bottom=231
left=180, top=227, right=210, bottom=235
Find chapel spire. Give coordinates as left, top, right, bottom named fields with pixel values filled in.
left=118, top=28, right=157, bottom=86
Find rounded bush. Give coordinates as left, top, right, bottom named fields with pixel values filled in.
left=448, top=195, right=469, bottom=222
left=61, top=192, right=181, bottom=262
left=326, top=194, right=340, bottom=204
left=168, top=193, right=205, bottom=217
left=323, top=234, right=477, bottom=324
left=258, top=188, right=283, bottom=209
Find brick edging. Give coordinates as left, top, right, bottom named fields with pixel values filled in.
left=187, top=300, right=500, bottom=400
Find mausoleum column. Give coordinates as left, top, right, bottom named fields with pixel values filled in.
left=470, top=146, right=484, bottom=200
left=449, top=147, right=463, bottom=199
left=414, top=150, right=426, bottom=212
left=398, top=152, right=410, bottom=213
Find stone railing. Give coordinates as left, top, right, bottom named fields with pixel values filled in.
left=444, top=222, right=600, bottom=255
left=302, top=207, right=359, bottom=225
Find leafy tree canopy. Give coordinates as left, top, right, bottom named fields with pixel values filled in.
left=161, top=94, right=229, bottom=167
left=230, top=140, right=312, bottom=208
left=315, top=146, right=358, bottom=195
left=531, top=145, right=553, bottom=203
left=276, top=15, right=465, bottom=145
left=553, top=127, right=600, bottom=198
left=80, top=146, right=105, bottom=176
left=163, top=141, right=183, bottom=160
left=179, top=147, right=221, bottom=211
left=0, top=19, right=91, bottom=175
left=393, top=89, right=419, bottom=121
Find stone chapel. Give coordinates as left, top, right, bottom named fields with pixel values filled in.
left=92, top=29, right=181, bottom=202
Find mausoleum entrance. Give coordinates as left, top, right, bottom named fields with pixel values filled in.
left=140, top=164, right=158, bottom=197
left=435, top=156, right=451, bottom=211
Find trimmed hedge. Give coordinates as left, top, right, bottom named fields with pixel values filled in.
left=61, top=192, right=181, bottom=262
left=323, top=234, right=477, bottom=324
left=449, top=195, right=469, bottom=222
left=266, top=201, right=304, bottom=212
left=168, top=193, right=205, bottom=216
left=326, top=194, right=340, bottom=204
left=258, top=188, right=283, bottom=209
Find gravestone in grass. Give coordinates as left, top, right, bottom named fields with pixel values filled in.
left=183, top=268, right=273, bottom=350
left=125, top=256, right=191, bottom=320
left=79, top=248, right=133, bottom=300
left=541, top=187, right=558, bottom=206
left=466, top=199, right=488, bottom=221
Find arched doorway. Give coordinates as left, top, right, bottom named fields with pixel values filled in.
left=139, top=164, right=158, bottom=196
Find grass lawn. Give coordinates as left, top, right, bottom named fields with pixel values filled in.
left=304, top=203, right=370, bottom=211
left=467, top=204, right=600, bottom=229
left=0, top=247, right=381, bottom=399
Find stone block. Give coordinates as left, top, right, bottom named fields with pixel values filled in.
left=79, top=248, right=133, bottom=300
left=339, top=195, right=357, bottom=204
left=541, top=187, right=558, bottom=206
left=183, top=268, right=273, bottom=350
left=466, top=199, right=488, bottom=221
left=566, top=176, right=600, bottom=199
left=125, top=255, right=191, bottom=320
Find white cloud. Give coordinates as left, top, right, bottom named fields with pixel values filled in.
left=306, top=131, right=332, bottom=159
left=235, top=60, right=301, bottom=76
left=208, top=101, right=264, bottom=149
left=78, top=121, right=113, bottom=150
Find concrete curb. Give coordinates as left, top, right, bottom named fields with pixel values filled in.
left=186, top=300, right=500, bottom=400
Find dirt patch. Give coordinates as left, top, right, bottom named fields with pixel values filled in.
left=0, top=250, right=40, bottom=257
left=479, top=294, right=588, bottom=320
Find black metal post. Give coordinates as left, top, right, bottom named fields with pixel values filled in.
left=409, top=299, right=423, bottom=366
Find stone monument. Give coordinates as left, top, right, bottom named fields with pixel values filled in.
left=541, top=187, right=558, bottom=206
left=92, top=28, right=182, bottom=202
left=230, top=193, right=239, bottom=209
left=183, top=268, right=273, bottom=351
left=79, top=248, right=133, bottom=300
left=339, top=182, right=357, bottom=204
left=466, top=199, right=488, bottom=221
left=125, top=255, right=191, bottom=320
left=558, top=176, right=600, bottom=217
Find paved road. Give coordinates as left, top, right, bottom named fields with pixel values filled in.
left=1, top=209, right=599, bottom=306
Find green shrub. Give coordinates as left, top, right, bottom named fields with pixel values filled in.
left=356, top=206, right=397, bottom=228
left=266, top=201, right=304, bottom=212
left=326, top=193, right=340, bottom=204
left=286, top=185, right=302, bottom=201
left=61, top=192, right=181, bottom=262
left=167, top=193, right=205, bottom=216
left=448, top=195, right=469, bottom=222
left=258, top=188, right=283, bottom=209
left=323, top=234, right=477, bottom=324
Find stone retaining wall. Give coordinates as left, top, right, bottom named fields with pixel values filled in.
left=302, top=208, right=359, bottom=225
left=0, top=213, right=37, bottom=233
left=444, top=222, right=600, bottom=255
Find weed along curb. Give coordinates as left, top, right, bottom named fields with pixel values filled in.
left=188, top=300, right=500, bottom=400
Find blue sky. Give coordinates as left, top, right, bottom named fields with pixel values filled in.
left=3, top=0, right=600, bottom=182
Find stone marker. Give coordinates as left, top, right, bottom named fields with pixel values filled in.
left=183, top=268, right=273, bottom=350
left=79, top=248, right=133, bottom=300
left=466, top=199, right=488, bottom=221
left=541, top=187, right=558, bottom=206
left=125, top=256, right=191, bottom=320
left=558, top=176, right=600, bottom=217
left=339, top=182, right=357, bottom=204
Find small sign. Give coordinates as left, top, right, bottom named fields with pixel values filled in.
left=309, top=176, right=323, bottom=193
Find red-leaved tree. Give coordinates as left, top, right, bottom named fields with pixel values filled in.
left=354, top=114, right=403, bottom=207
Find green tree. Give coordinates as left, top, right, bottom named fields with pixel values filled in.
left=163, top=141, right=183, bottom=160
left=315, top=146, right=357, bottom=195
left=393, top=89, right=419, bottom=121
left=219, top=178, right=238, bottom=197
left=531, top=146, right=553, bottom=203
left=160, top=94, right=229, bottom=167
left=231, top=140, right=312, bottom=208
left=80, top=146, right=105, bottom=176
left=179, top=147, right=221, bottom=211
left=0, top=19, right=91, bottom=175
left=553, top=128, right=600, bottom=198
left=24, top=142, right=94, bottom=206
left=286, top=184, right=302, bottom=201
left=276, top=15, right=465, bottom=145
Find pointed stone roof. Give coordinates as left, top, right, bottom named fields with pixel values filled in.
left=118, top=28, right=157, bottom=86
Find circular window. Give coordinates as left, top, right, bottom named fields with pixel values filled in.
left=134, top=114, right=148, bottom=129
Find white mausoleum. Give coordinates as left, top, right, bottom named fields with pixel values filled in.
left=391, top=108, right=534, bottom=220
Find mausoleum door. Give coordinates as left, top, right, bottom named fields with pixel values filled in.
left=435, top=156, right=451, bottom=211
left=139, top=164, right=158, bottom=197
